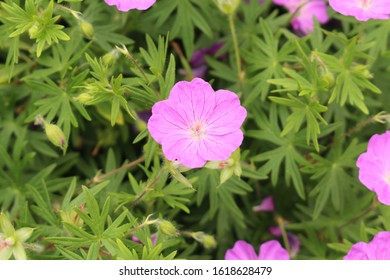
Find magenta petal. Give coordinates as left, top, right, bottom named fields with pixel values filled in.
left=168, top=78, right=216, bottom=122
left=104, top=0, right=156, bottom=11
left=329, top=0, right=390, bottom=21
left=369, top=232, right=390, bottom=259
left=200, top=131, right=244, bottom=161
left=253, top=196, right=275, bottom=212
left=258, top=240, right=290, bottom=260
left=356, top=131, right=390, bottom=205
left=225, top=241, right=258, bottom=260
left=344, top=242, right=370, bottom=260
left=344, top=232, right=390, bottom=260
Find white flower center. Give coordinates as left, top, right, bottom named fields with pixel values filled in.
left=358, top=0, right=372, bottom=9
left=189, top=121, right=207, bottom=140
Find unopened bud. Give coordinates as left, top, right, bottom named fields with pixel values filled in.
left=352, top=64, right=372, bottom=78
left=44, top=123, right=67, bottom=151
left=158, top=220, right=177, bottom=236
left=192, top=232, right=217, bottom=249
left=319, top=72, right=335, bottom=90
left=214, top=0, right=240, bottom=15
left=74, top=93, right=94, bottom=105
left=28, top=22, right=40, bottom=39
left=202, top=235, right=217, bottom=249
left=103, top=49, right=119, bottom=66
left=79, top=20, right=94, bottom=39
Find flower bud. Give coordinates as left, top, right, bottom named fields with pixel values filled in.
left=44, top=123, right=67, bottom=151
left=319, top=72, right=335, bottom=90
left=202, top=235, right=217, bottom=250
left=28, top=22, right=40, bottom=39
left=214, top=0, right=240, bottom=15
left=191, top=232, right=217, bottom=249
left=74, top=93, right=94, bottom=105
left=103, top=49, right=119, bottom=66
left=158, top=220, right=177, bottom=236
left=352, top=64, right=372, bottom=78
left=79, top=20, right=94, bottom=39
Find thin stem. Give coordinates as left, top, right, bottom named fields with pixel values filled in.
left=276, top=215, right=292, bottom=257
left=128, top=169, right=165, bottom=209
left=326, top=113, right=390, bottom=151
left=171, top=41, right=194, bottom=81
left=228, top=14, right=243, bottom=89
left=338, top=199, right=379, bottom=230
left=86, top=156, right=145, bottom=186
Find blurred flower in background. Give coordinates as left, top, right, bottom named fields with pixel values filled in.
left=329, top=0, right=390, bottom=21
left=273, top=0, right=329, bottom=34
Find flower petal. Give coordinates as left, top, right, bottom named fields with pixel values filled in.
left=258, top=240, right=290, bottom=260
left=225, top=240, right=258, bottom=260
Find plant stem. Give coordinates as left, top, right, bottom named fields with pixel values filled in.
left=228, top=13, right=243, bottom=89
left=171, top=41, right=194, bottom=81
left=86, top=156, right=145, bottom=186
left=276, top=215, right=292, bottom=257
left=128, top=169, right=165, bottom=208
left=338, top=199, right=379, bottom=230
left=327, top=113, right=390, bottom=150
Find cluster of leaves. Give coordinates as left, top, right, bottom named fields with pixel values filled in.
left=0, top=0, right=389, bottom=260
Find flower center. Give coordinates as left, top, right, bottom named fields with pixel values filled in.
left=189, top=121, right=207, bottom=140
left=358, top=0, right=372, bottom=9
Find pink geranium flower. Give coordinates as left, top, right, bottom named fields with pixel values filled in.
left=329, top=0, right=390, bottom=21
left=147, top=78, right=247, bottom=168
left=344, top=231, right=390, bottom=260
left=273, top=0, right=329, bottom=34
left=356, top=131, right=390, bottom=205
left=225, top=240, right=290, bottom=260
left=104, top=0, right=156, bottom=11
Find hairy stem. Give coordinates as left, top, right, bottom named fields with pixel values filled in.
left=86, top=156, right=145, bottom=186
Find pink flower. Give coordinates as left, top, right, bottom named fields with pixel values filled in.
left=356, top=131, right=390, bottom=205
left=147, top=78, right=247, bottom=168
left=104, top=0, right=156, bottom=11
left=329, top=0, right=390, bottom=21
left=253, top=196, right=275, bottom=212
left=273, top=0, right=329, bottom=34
left=225, top=240, right=290, bottom=260
left=344, top=231, right=390, bottom=260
